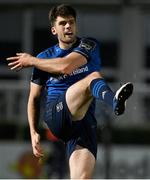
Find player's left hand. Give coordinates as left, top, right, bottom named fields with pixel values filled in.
left=31, top=131, right=44, bottom=158
left=7, top=53, right=34, bottom=71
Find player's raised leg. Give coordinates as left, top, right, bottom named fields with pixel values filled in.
left=66, top=71, right=133, bottom=121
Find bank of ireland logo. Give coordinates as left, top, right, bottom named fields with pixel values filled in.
left=56, top=102, right=63, bottom=112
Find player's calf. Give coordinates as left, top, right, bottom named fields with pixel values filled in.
left=90, top=78, right=133, bottom=115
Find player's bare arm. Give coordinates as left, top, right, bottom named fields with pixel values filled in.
left=28, top=82, right=44, bottom=158
left=6, top=51, right=87, bottom=74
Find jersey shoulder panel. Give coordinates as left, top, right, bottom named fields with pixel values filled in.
left=79, top=37, right=98, bottom=52
left=36, top=45, right=57, bottom=58
left=73, top=37, right=100, bottom=60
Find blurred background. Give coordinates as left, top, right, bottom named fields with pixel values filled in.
left=1, top=0, right=150, bottom=178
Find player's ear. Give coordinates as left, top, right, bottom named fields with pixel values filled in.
left=51, top=27, right=57, bottom=35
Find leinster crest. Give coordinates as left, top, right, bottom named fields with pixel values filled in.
left=56, top=102, right=63, bottom=112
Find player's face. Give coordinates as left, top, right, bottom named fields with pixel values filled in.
left=51, top=16, right=77, bottom=47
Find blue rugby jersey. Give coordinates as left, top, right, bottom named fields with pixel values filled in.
left=31, top=37, right=102, bottom=101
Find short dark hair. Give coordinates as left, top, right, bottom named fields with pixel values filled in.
left=48, top=4, right=76, bottom=27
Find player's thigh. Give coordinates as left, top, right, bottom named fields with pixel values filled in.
left=66, top=75, right=92, bottom=114
left=69, top=145, right=96, bottom=179
left=66, top=71, right=101, bottom=119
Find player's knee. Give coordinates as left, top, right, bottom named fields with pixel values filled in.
left=80, top=170, right=93, bottom=179
left=87, top=71, right=103, bottom=86
left=70, top=170, right=93, bottom=179
left=89, top=71, right=102, bottom=79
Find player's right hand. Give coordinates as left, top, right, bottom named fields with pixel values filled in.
left=30, top=131, right=44, bottom=158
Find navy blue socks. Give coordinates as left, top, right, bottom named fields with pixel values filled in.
left=90, top=78, right=115, bottom=109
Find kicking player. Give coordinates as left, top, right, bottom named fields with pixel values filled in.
left=7, top=4, right=133, bottom=179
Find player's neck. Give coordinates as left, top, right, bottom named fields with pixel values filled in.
left=59, top=38, right=77, bottom=50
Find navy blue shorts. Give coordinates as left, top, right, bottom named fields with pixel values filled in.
left=44, top=92, right=97, bottom=159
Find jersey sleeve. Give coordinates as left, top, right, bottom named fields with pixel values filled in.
left=73, top=38, right=98, bottom=59
left=73, top=37, right=102, bottom=70
left=30, top=53, right=48, bottom=86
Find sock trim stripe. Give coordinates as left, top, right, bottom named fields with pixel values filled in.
left=93, top=81, right=105, bottom=98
